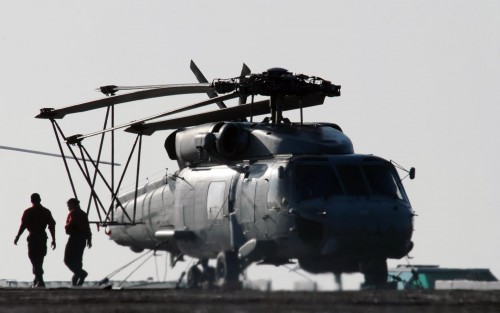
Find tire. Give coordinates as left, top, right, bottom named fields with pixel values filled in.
left=203, top=266, right=216, bottom=285
left=216, top=251, right=240, bottom=282
left=187, top=265, right=202, bottom=289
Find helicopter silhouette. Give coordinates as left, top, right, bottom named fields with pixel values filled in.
left=36, top=61, right=415, bottom=289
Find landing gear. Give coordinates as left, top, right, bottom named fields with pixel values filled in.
left=361, top=258, right=388, bottom=289
left=216, top=251, right=241, bottom=288
left=186, top=265, right=202, bottom=289
left=200, top=259, right=216, bottom=287
left=186, top=259, right=216, bottom=289
left=184, top=252, right=242, bottom=289
left=334, top=273, right=343, bottom=291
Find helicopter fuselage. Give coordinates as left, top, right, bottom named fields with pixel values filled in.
left=109, top=122, right=414, bottom=276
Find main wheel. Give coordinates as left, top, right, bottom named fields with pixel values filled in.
left=187, top=265, right=202, bottom=289
left=203, top=266, right=216, bottom=286
left=198, top=259, right=216, bottom=287
left=216, top=251, right=240, bottom=282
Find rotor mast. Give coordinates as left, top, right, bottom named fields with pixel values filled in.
left=270, top=94, right=285, bottom=125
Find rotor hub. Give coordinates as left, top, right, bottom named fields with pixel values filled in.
left=212, top=70, right=340, bottom=98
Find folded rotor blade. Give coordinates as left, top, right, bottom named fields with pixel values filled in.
left=0, top=145, right=120, bottom=166
left=239, top=63, right=251, bottom=105
left=74, top=92, right=240, bottom=141
left=126, top=92, right=326, bottom=136
left=36, top=83, right=214, bottom=119
left=190, top=60, right=226, bottom=109
left=241, top=63, right=251, bottom=76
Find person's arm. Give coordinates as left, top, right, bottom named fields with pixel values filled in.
left=65, top=211, right=72, bottom=235
left=14, top=223, right=26, bottom=245
left=84, top=212, right=92, bottom=249
left=47, top=211, right=56, bottom=250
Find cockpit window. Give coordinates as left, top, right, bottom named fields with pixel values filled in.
left=364, top=164, right=403, bottom=199
left=293, top=161, right=406, bottom=200
left=295, top=165, right=342, bottom=201
left=336, top=165, right=369, bottom=196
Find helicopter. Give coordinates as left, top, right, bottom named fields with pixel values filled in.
left=36, top=61, right=415, bottom=289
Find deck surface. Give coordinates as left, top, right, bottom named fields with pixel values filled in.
left=1, top=289, right=500, bottom=313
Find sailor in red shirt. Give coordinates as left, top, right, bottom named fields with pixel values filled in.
left=64, top=198, right=92, bottom=286
left=14, top=193, right=56, bottom=288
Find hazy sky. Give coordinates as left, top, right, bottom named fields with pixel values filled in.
left=1, top=1, right=499, bottom=290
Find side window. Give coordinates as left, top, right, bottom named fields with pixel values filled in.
left=364, top=165, right=403, bottom=199
left=207, top=181, right=226, bottom=220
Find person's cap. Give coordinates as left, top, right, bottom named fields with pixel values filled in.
left=30, top=193, right=41, bottom=203
left=67, top=198, right=80, bottom=205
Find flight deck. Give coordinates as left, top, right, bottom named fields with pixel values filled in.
left=0, top=289, right=499, bottom=313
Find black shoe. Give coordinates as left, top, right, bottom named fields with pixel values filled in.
left=72, top=275, right=78, bottom=286
left=35, top=276, right=45, bottom=288
left=77, top=271, right=88, bottom=286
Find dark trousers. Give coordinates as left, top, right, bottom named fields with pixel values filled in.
left=64, top=235, right=86, bottom=276
left=27, top=235, right=47, bottom=278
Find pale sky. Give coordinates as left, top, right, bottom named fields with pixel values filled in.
left=1, top=1, right=499, bottom=290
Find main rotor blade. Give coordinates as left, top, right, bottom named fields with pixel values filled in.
left=36, top=83, right=213, bottom=119
left=241, top=63, right=251, bottom=76
left=74, top=92, right=239, bottom=141
left=239, top=63, right=251, bottom=105
left=190, top=60, right=227, bottom=109
left=126, top=92, right=326, bottom=135
left=0, top=145, right=120, bottom=166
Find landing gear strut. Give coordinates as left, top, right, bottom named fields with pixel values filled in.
left=334, top=273, right=343, bottom=291
left=186, top=259, right=216, bottom=289
left=361, top=258, right=388, bottom=289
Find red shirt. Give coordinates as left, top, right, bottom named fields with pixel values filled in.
left=65, top=208, right=92, bottom=240
left=20, top=205, right=56, bottom=236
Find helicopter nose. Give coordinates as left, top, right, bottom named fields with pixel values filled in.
left=314, top=200, right=414, bottom=258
